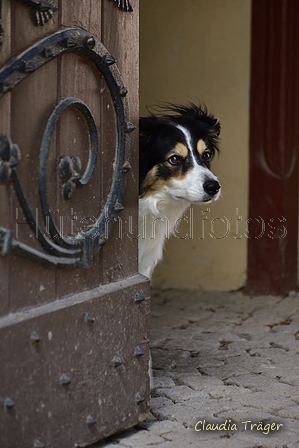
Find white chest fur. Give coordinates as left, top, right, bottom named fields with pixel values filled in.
left=138, top=188, right=190, bottom=278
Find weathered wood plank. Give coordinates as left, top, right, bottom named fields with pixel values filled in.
left=0, top=0, right=11, bottom=316
left=9, top=2, right=58, bottom=311
left=101, top=0, right=139, bottom=283
left=12, top=0, right=59, bottom=55
left=57, top=2, right=103, bottom=297
left=0, top=274, right=150, bottom=447
left=62, top=0, right=102, bottom=37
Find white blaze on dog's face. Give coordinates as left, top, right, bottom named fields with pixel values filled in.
left=168, top=124, right=221, bottom=204
left=139, top=104, right=221, bottom=205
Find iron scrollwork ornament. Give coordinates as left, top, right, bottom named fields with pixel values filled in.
left=0, top=27, right=135, bottom=268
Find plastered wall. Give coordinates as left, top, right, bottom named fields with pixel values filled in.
left=140, top=0, right=251, bottom=290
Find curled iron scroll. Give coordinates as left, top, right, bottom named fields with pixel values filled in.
left=0, top=27, right=135, bottom=268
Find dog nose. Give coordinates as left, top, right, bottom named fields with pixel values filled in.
left=203, top=179, right=221, bottom=196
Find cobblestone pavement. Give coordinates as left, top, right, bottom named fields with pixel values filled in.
left=100, top=289, right=299, bottom=447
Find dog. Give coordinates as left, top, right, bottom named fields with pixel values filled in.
left=138, top=103, right=221, bottom=279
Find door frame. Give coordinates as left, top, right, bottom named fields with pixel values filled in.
left=247, top=0, right=299, bottom=295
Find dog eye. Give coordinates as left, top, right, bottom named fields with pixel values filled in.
left=168, top=155, right=183, bottom=165
left=202, top=151, right=211, bottom=162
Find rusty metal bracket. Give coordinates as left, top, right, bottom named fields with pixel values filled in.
left=0, top=27, right=134, bottom=268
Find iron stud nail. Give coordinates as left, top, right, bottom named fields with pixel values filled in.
left=86, top=415, right=96, bottom=427
left=2, top=82, right=12, bottom=94
left=136, top=393, right=145, bottom=404
left=125, top=122, right=136, bottom=133
left=0, top=227, right=12, bottom=255
left=60, top=374, right=71, bottom=385
left=120, top=86, right=128, bottom=97
left=4, top=397, right=15, bottom=409
left=66, top=37, right=77, bottom=48
left=114, top=201, right=124, bottom=212
left=98, top=234, right=107, bottom=246
left=33, top=440, right=45, bottom=448
left=30, top=331, right=41, bottom=344
left=24, top=61, right=35, bottom=73
left=44, top=48, right=53, bottom=58
left=85, top=313, right=95, bottom=324
left=122, top=161, right=132, bottom=173
left=135, top=346, right=144, bottom=357
left=111, top=355, right=122, bottom=367
left=86, top=37, right=95, bottom=49
left=135, top=292, right=145, bottom=303
left=104, top=55, right=115, bottom=66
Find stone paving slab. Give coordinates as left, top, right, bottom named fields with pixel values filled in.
left=96, top=289, right=299, bottom=447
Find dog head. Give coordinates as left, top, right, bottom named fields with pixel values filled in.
left=139, top=103, right=221, bottom=205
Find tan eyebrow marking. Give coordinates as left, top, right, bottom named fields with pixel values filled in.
left=173, top=142, right=188, bottom=158
left=197, top=139, right=207, bottom=156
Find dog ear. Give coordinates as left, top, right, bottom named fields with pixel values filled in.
left=139, top=116, right=161, bottom=139
left=139, top=116, right=161, bottom=194
left=209, top=118, right=221, bottom=137
left=139, top=116, right=166, bottom=158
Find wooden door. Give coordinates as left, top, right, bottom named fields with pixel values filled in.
left=0, top=1, right=150, bottom=446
